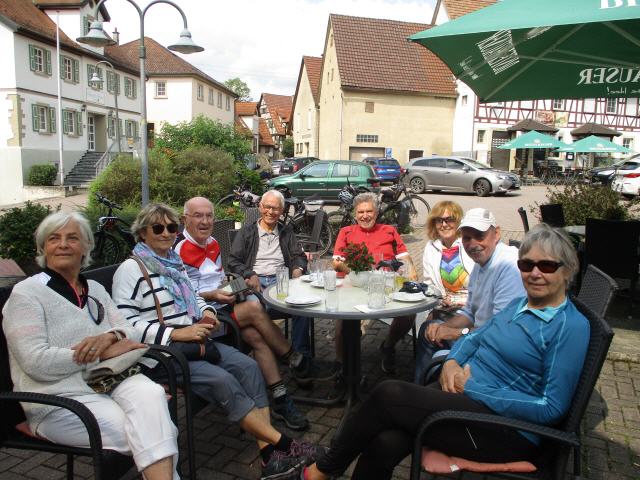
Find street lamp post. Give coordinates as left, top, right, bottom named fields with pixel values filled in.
left=77, top=0, right=203, bottom=206
left=90, top=60, right=121, bottom=154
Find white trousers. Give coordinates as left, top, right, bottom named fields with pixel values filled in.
left=36, top=374, right=179, bottom=478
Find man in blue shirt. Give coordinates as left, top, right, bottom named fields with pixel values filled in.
left=415, top=208, right=526, bottom=383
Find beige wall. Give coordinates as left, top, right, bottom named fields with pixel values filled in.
left=292, top=63, right=319, bottom=158
left=318, top=26, right=456, bottom=164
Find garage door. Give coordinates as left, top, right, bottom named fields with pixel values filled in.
left=349, top=147, right=385, bottom=161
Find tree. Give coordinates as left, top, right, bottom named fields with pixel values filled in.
left=154, top=115, right=252, bottom=160
left=281, top=137, right=294, bottom=157
left=224, top=77, right=252, bottom=101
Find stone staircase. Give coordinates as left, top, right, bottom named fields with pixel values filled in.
left=64, top=151, right=104, bottom=186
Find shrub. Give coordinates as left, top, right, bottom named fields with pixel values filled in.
left=89, top=146, right=243, bottom=209
left=214, top=204, right=244, bottom=222
left=532, top=183, right=629, bottom=225
left=27, top=164, right=57, bottom=186
left=154, top=115, right=252, bottom=160
left=0, top=202, right=56, bottom=273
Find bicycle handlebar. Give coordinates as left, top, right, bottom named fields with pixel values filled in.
left=95, top=193, right=122, bottom=211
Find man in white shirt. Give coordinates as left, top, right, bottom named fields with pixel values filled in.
left=414, top=208, right=526, bottom=383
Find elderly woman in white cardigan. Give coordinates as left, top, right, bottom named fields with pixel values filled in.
left=2, top=211, right=179, bottom=480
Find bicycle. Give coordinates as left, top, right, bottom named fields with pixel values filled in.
left=280, top=193, right=334, bottom=257
left=215, top=184, right=262, bottom=210
left=378, top=173, right=431, bottom=231
left=90, top=193, right=136, bottom=268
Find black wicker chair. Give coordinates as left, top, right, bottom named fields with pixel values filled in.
left=410, top=298, right=614, bottom=480
left=0, top=280, right=182, bottom=480
left=540, top=203, right=566, bottom=228
left=213, top=219, right=236, bottom=271
left=585, top=218, right=639, bottom=316
left=518, top=207, right=530, bottom=233
left=575, top=264, right=618, bottom=318
left=242, top=207, right=261, bottom=227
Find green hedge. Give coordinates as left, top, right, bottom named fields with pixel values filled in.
left=27, top=164, right=57, bottom=186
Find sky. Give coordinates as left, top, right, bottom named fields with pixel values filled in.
left=102, top=0, right=437, bottom=100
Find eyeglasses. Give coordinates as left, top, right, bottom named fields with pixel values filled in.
left=517, top=259, right=564, bottom=274
left=84, top=294, right=104, bottom=325
left=434, top=216, right=456, bottom=225
left=261, top=205, right=282, bottom=212
left=150, top=223, right=179, bottom=235
left=185, top=213, right=214, bottom=221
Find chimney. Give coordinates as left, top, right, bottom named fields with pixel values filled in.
left=112, top=27, right=120, bottom=45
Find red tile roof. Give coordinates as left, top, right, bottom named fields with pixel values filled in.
left=259, top=118, right=275, bottom=146
left=105, top=38, right=237, bottom=97
left=260, top=93, right=293, bottom=136
left=303, top=56, right=322, bottom=105
left=236, top=101, right=258, bottom=116
left=329, top=14, right=456, bottom=96
left=442, top=0, right=497, bottom=20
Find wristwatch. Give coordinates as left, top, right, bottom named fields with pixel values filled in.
left=460, top=327, right=470, bottom=336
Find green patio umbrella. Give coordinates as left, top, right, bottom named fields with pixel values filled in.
left=556, top=135, right=632, bottom=153
left=409, top=0, right=640, bottom=102
left=498, top=130, right=566, bottom=150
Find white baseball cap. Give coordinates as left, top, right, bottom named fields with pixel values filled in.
left=458, top=208, right=497, bottom=232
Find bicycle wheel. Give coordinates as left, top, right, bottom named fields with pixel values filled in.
left=292, top=214, right=333, bottom=257
left=406, top=194, right=430, bottom=229
left=327, top=210, right=353, bottom=244
left=92, top=232, right=129, bottom=267
left=215, top=194, right=238, bottom=208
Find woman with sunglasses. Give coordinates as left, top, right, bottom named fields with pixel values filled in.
left=297, top=224, right=589, bottom=480
left=2, top=211, right=180, bottom=480
left=112, top=203, right=317, bottom=480
left=415, top=201, right=475, bottom=382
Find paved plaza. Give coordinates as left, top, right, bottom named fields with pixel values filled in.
left=0, top=187, right=638, bottom=479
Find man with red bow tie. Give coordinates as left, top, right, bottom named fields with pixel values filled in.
left=174, top=196, right=310, bottom=431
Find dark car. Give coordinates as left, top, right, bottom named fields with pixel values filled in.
left=280, top=157, right=319, bottom=175
left=362, top=157, right=402, bottom=182
left=589, top=155, right=639, bottom=185
left=268, top=160, right=380, bottom=201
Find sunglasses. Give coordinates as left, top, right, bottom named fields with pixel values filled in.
left=517, top=259, right=564, bottom=274
left=150, top=223, right=179, bottom=235
left=434, top=216, right=456, bottom=225
left=84, top=294, right=104, bottom=325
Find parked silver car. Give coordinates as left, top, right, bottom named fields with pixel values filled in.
left=405, top=156, right=520, bottom=197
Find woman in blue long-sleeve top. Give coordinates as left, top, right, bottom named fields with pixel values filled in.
left=299, top=224, right=589, bottom=480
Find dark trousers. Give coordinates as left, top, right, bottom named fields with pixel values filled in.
left=316, top=380, right=537, bottom=480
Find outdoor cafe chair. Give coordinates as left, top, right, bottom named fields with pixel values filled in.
left=585, top=218, right=640, bottom=316
left=540, top=203, right=566, bottom=228
left=0, top=279, right=184, bottom=480
left=517, top=207, right=530, bottom=233
left=410, top=298, right=614, bottom=480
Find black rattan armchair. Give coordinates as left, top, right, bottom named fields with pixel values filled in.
left=411, top=298, right=614, bottom=480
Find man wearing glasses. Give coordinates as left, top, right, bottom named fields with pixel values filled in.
left=228, top=191, right=337, bottom=377
left=414, top=208, right=525, bottom=384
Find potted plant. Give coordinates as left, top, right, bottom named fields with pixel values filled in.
left=343, top=242, right=375, bottom=287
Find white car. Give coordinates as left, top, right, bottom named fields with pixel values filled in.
left=611, top=159, right=640, bottom=198
left=271, top=160, right=285, bottom=176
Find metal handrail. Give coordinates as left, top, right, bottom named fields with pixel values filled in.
left=94, top=141, right=116, bottom=177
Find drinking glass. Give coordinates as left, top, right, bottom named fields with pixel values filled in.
left=323, top=270, right=338, bottom=311
left=276, top=266, right=289, bottom=299
left=395, top=264, right=408, bottom=291
left=383, top=270, right=396, bottom=302
left=368, top=273, right=386, bottom=309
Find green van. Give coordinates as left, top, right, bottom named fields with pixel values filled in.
left=267, top=160, right=381, bottom=201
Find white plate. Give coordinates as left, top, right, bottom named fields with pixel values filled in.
left=310, top=279, right=343, bottom=288
left=284, top=295, right=323, bottom=306
left=392, top=292, right=425, bottom=303
left=300, top=274, right=315, bottom=282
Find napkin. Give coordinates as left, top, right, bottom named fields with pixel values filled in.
left=355, top=304, right=378, bottom=313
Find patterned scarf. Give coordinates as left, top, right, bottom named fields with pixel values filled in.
left=133, top=242, right=200, bottom=320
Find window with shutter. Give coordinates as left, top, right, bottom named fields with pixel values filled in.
left=29, top=45, right=49, bottom=74
left=48, top=107, right=56, bottom=133
left=218, top=92, right=222, bottom=108
left=45, top=50, right=52, bottom=75
left=31, top=104, right=39, bottom=131
left=73, top=59, right=79, bottom=83
left=75, top=111, right=82, bottom=136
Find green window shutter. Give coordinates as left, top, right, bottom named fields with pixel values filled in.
left=97, top=67, right=103, bottom=90
left=124, top=78, right=130, bottom=97
left=134, top=121, right=139, bottom=139
left=106, top=71, right=113, bottom=92
left=29, top=45, right=36, bottom=71
left=59, top=55, right=64, bottom=79
left=115, top=73, right=120, bottom=95
left=31, top=104, right=39, bottom=131
left=45, top=49, right=52, bottom=75
left=76, top=111, right=82, bottom=136
left=62, top=110, right=69, bottom=134
left=73, top=59, right=79, bottom=83
left=131, top=78, right=137, bottom=99
left=119, top=119, right=124, bottom=136
left=87, top=64, right=93, bottom=86
left=48, top=107, right=56, bottom=133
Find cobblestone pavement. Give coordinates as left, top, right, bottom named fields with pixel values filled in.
left=1, top=196, right=638, bottom=480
